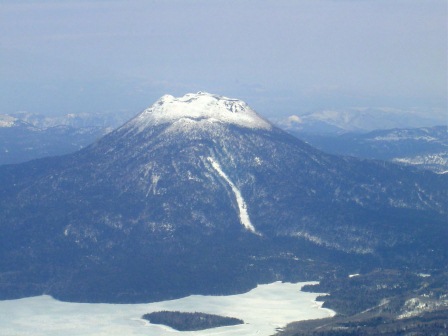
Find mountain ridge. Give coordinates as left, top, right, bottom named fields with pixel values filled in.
left=285, top=125, right=448, bottom=174
left=275, top=108, right=445, bottom=135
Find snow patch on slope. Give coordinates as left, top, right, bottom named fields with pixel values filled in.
left=398, top=297, right=448, bottom=319
left=393, top=153, right=448, bottom=173
left=291, top=231, right=374, bottom=254
left=126, top=92, right=271, bottom=132
left=207, top=157, right=257, bottom=234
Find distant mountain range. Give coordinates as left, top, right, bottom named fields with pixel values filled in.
left=274, top=107, right=445, bottom=134
left=282, top=126, right=448, bottom=174
left=1, top=92, right=446, bottom=305
left=0, top=114, right=106, bottom=165
left=7, top=111, right=132, bottom=129
left=0, top=110, right=138, bottom=165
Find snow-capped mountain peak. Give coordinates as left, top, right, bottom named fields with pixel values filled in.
left=125, top=92, right=272, bottom=132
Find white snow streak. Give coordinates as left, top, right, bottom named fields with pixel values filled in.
left=144, top=173, right=161, bottom=197
left=207, top=157, right=257, bottom=234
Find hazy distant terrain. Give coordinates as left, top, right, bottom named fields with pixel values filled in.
left=274, top=108, right=446, bottom=135
left=0, top=111, right=132, bottom=165
left=280, top=125, right=448, bottom=174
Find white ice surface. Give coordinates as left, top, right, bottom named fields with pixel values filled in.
left=126, top=92, right=271, bottom=133
left=0, top=281, right=335, bottom=336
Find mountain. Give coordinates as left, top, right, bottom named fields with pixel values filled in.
left=0, top=114, right=33, bottom=129
left=275, top=107, right=445, bottom=135
left=0, top=111, right=135, bottom=165
left=285, top=126, right=448, bottom=174
left=9, top=111, right=132, bottom=129
left=0, top=114, right=106, bottom=165
left=0, top=92, right=447, bottom=304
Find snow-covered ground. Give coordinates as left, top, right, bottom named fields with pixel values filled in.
left=125, top=92, right=272, bottom=133
left=0, top=114, right=17, bottom=127
left=0, top=281, right=335, bottom=336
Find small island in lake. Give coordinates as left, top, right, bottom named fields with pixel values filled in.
left=142, top=310, right=245, bottom=331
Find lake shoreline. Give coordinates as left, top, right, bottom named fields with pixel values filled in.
left=0, top=281, right=335, bottom=336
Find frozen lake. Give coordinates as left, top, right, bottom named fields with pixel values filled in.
left=0, top=281, right=335, bottom=336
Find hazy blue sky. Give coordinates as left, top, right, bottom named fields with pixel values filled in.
left=0, top=0, right=446, bottom=118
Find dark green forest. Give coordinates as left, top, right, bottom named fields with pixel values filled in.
left=142, top=310, right=244, bottom=331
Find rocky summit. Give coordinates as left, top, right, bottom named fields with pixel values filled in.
left=0, top=92, right=447, bottom=303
